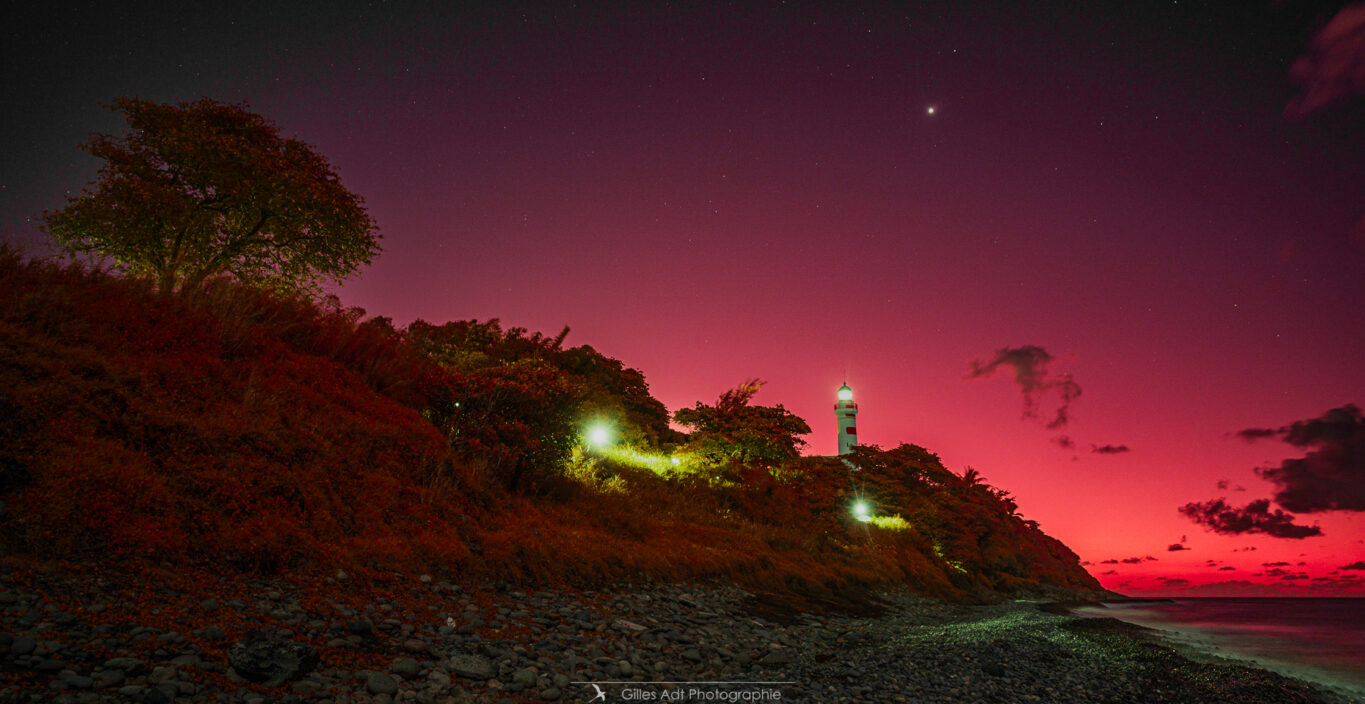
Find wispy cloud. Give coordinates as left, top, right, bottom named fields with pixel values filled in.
left=1286, top=3, right=1365, bottom=117
left=967, top=345, right=1082, bottom=430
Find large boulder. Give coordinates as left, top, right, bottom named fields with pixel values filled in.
left=447, top=653, right=494, bottom=680
left=227, top=630, right=320, bottom=687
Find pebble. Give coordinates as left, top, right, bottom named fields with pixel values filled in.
left=366, top=671, right=399, bottom=695
left=391, top=657, right=420, bottom=679
left=509, top=669, right=536, bottom=690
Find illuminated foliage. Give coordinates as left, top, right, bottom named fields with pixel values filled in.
left=407, top=319, right=677, bottom=491
left=597, top=446, right=693, bottom=478
left=870, top=514, right=911, bottom=531
left=42, top=97, right=380, bottom=294
left=559, top=345, right=677, bottom=448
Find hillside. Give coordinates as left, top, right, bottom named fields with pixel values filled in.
left=0, top=246, right=1100, bottom=605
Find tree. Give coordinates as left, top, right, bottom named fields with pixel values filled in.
left=43, top=97, right=380, bottom=293
left=674, top=379, right=811, bottom=466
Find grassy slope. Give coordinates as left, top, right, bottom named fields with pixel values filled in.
left=0, top=249, right=1100, bottom=604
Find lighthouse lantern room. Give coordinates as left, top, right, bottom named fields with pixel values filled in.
left=835, top=383, right=858, bottom=455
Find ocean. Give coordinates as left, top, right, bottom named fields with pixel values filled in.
left=1073, top=598, right=1365, bottom=701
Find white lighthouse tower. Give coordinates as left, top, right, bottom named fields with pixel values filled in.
left=835, top=382, right=858, bottom=455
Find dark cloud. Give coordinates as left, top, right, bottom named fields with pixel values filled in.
left=1159, top=577, right=1192, bottom=587
left=1241, top=405, right=1365, bottom=513
left=1341, top=561, right=1365, bottom=570
left=1262, top=562, right=1291, bottom=567
left=1091, top=444, right=1130, bottom=454
left=1216, top=479, right=1246, bottom=492
left=1054, top=435, right=1076, bottom=450
left=1278, top=404, right=1363, bottom=447
left=1118, top=556, right=1157, bottom=564
left=1101, top=570, right=1117, bottom=576
left=1233, top=546, right=1257, bottom=552
left=1286, top=3, right=1365, bottom=117
left=967, top=345, right=1082, bottom=430
left=1100, top=559, right=1119, bottom=564
left=1219, top=566, right=1235, bottom=571
left=1309, top=575, right=1365, bottom=590
left=1179, top=498, right=1323, bottom=539
left=1167, top=543, right=1190, bottom=551
left=1234, top=428, right=1278, bottom=442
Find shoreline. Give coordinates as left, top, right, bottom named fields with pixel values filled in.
left=1065, top=600, right=1365, bottom=704
left=0, top=565, right=1355, bottom=703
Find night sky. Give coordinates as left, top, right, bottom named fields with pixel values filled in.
left=4, top=1, right=1363, bottom=596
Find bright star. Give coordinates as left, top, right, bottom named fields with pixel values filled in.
left=926, top=106, right=936, bottom=115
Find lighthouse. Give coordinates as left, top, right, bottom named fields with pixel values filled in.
left=835, top=382, right=858, bottom=455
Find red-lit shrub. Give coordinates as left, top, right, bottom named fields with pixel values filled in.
left=0, top=248, right=469, bottom=571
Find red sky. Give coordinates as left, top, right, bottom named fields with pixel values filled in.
left=4, top=1, right=1363, bottom=596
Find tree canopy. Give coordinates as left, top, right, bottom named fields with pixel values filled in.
left=674, top=379, right=811, bottom=466
left=43, top=97, right=380, bottom=293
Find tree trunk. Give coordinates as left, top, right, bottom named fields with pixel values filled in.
left=157, top=269, right=178, bottom=295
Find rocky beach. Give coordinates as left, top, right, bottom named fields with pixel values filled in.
left=0, top=564, right=1353, bottom=704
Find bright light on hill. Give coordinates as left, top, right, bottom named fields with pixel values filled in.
left=586, top=424, right=611, bottom=447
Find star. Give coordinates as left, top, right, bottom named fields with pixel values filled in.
left=926, top=106, right=936, bottom=115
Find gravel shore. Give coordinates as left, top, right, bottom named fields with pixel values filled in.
left=0, top=566, right=1354, bottom=704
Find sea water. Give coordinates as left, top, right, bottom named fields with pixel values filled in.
left=1074, top=598, right=1365, bottom=700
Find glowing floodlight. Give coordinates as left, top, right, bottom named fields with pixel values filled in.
left=586, top=424, right=611, bottom=448
left=852, top=500, right=872, bottom=522
left=837, top=384, right=853, bottom=401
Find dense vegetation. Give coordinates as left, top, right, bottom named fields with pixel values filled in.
left=0, top=246, right=1099, bottom=602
